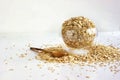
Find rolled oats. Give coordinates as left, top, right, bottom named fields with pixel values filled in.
left=62, top=16, right=96, bottom=48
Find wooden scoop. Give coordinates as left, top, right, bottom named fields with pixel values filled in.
left=30, top=47, right=68, bottom=58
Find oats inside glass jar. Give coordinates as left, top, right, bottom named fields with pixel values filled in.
left=62, top=16, right=96, bottom=48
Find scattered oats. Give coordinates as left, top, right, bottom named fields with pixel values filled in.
left=85, top=76, right=90, bottom=78
left=80, top=73, right=82, bottom=75
left=24, top=66, right=27, bottom=68
left=86, top=70, right=89, bottom=72
left=16, top=53, right=19, bottom=56
left=5, top=48, right=8, bottom=50
left=9, top=57, right=13, bottom=60
left=3, top=59, right=7, bottom=62
left=12, top=44, right=15, bottom=47
left=109, top=64, right=120, bottom=74
left=28, top=58, right=32, bottom=61
left=99, top=63, right=107, bottom=67
left=28, top=43, right=31, bottom=47
left=19, top=54, right=27, bottom=58
left=9, top=68, right=14, bottom=71
left=91, top=69, right=96, bottom=72
left=57, top=73, right=60, bottom=75
left=48, top=67, right=55, bottom=73
left=77, top=75, right=80, bottom=77
left=4, top=59, right=8, bottom=64
left=54, top=65, right=60, bottom=68
left=37, top=64, right=42, bottom=69
left=5, top=62, right=8, bottom=64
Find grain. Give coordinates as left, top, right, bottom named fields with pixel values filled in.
left=62, top=16, right=96, bottom=48
left=9, top=57, right=13, bottom=60
left=85, top=76, right=90, bottom=78
left=33, top=44, right=120, bottom=74
left=24, top=66, right=28, bottom=68
left=19, top=53, right=27, bottom=58
left=9, top=68, right=14, bottom=71
left=48, top=67, right=55, bottom=73
left=37, top=64, right=42, bottom=69
left=35, top=44, right=120, bottom=64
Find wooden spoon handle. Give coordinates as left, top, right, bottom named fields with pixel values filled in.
left=30, top=47, right=50, bottom=53
left=30, top=47, right=68, bottom=57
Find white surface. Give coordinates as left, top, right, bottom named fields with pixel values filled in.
left=0, top=0, right=120, bottom=33
left=0, top=32, right=120, bottom=80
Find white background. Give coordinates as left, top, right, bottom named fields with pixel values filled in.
left=0, top=0, right=120, bottom=33
left=0, top=1, right=120, bottom=80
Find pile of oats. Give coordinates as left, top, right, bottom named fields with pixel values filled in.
left=62, top=16, right=96, bottom=48
left=35, top=44, right=120, bottom=64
